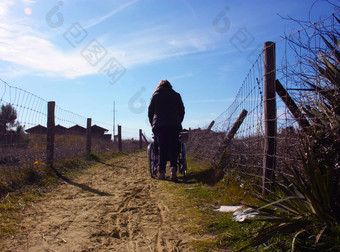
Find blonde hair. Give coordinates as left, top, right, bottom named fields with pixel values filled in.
left=155, top=79, right=172, bottom=92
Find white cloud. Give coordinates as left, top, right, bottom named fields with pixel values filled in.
left=169, top=73, right=194, bottom=81
left=0, top=22, right=96, bottom=78
left=0, top=7, right=6, bottom=17
left=168, top=33, right=210, bottom=51
left=21, top=0, right=36, bottom=5
left=83, top=0, right=140, bottom=29
left=0, top=0, right=139, bottom=79
left=0, top=0, right=14, bottom=17
left=104, top=26, right=215, bottom=69
left=0, top=1, right=215, bottom=79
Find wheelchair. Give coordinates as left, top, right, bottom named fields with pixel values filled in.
left=147, top=131, right=188, bottom=179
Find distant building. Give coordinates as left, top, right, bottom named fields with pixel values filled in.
left=55, top=124, right=67, bottom=135
left=68, top=124, right=87, bottom=135
left=25, top=123, right=110, bottom=139
left=103, top=134, right=112, bottom=141
left=25, top=124, right=47, bottom=135
left=91, top=125, right=108, bottom=137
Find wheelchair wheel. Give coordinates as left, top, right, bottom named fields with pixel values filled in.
left=147, top=142, right=158, bottom=178
left=178, top=142, right=187, bottom=176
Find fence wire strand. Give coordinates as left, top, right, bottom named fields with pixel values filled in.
left=186, top=12, right=339, bottom=192
left=0, top=79, right=144, bottom=193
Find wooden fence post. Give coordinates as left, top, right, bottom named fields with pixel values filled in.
left=275, top=80, right=310, bottom=132
left=262, top=41, right=277, bottom=195
left=118, top=125, right=122, bottom=152
left=141, top=132, right=149, bottom=145
left=216, top=109, right=248, bottom=166
left=207, top=120, right=215, bottom=131
left=86, top=118, right=92, bottom=155
left=225, top=109, right=248, bottom=145
left=46, top=101, right=55, bottom=168
left=139, top=129, right=143, bottom=149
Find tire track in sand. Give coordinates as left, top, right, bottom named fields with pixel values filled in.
left=2, top=151, right=193, bottom=251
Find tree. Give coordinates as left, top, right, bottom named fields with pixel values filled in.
left=0, top=104, right=19, bottom=133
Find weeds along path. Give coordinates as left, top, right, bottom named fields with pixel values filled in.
left=3, top=151, right=193, bottom=251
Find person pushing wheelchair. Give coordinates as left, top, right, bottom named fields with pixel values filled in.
left=148, top=79, right=185, bottom=181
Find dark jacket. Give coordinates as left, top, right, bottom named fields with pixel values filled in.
left=148, top=85, right=185, bottom=132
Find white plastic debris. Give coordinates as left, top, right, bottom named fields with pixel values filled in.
left=214, top=205, right=244, bottom=213
left=214, top=206, right=259, bottom=222
left=232, top=207, right=258, bottom=222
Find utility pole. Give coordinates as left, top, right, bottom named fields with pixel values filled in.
left=113, top=101, right=115, bottom=141
left=112, top=101, right=118, bottom=141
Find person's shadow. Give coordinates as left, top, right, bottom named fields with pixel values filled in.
left=52, top=167, right=113, bottom=196
left=175, top=167, right=225, bottom=186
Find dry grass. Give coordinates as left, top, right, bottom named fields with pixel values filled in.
left=187, top=128, right=302, bottom=184
left=0, top=134, right=144, bottom=199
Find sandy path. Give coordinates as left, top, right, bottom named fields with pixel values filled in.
left=2, top=151, right=192, bottom=251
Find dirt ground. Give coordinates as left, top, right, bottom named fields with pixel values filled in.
left=2, top=151, right=194, bottom=251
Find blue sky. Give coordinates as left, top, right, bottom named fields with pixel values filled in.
left=0, top=0, right=338, bottom=139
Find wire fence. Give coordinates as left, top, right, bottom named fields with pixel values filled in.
left=187, top=49, right=265, bottom=188
left=186, top=11, right=340, bottom=192
left=275, top=12, right=340, bottom=177
left=0, top=80, right=48, bottom=167
left=1, top=12, right=338, bottom=196
left=0, top=79, right=146, bottom=197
